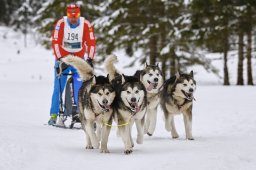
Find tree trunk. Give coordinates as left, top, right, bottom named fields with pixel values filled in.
left=246, top=6, right=253, bottom=85
left=223, top=23, right=230, bottom=85
left=223, top=50, right=229, bottom=85
left=149, top=35, right=157, bottom=65
left=246, top=30, right=253, bottom=85
left=24, top=32, right=27, bottom=48
left=237, top=30, right=244, bottom=85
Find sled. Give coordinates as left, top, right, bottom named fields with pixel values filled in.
left=57, top=73, right=81, bottom=129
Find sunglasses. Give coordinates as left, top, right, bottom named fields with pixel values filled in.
left=67, top=12, right=80, bottom=18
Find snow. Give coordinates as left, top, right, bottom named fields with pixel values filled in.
left=1, top=26, right=256, bottom=170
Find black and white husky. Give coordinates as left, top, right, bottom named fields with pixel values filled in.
left=104, top=55, right=147, bottom=154
left=135, top=64, right=163, bottom=136
left=160, top=71, right=196, bottom=140
left=62, top=55, right=116, bottom=153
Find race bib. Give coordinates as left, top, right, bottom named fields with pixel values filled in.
left=62, top=16, right=84, bottom=53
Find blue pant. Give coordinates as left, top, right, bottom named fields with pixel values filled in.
left=50, top=61, right=83, bottom=115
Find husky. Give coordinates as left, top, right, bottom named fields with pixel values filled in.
left=62, top=55, right=116, bottom=153
left=160, top=71, right=196, bottom=140
left=134, top=63, right=163, bottom=136
left=104, top=55, right=147, bottom=154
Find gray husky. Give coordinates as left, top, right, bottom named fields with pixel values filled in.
left=160, top=71, right=196, bottom=140
left=104, top=55, right=147, bottom=154
left=134, top=64, right=163, bottom=136
left=62, top=55, right=116, bottom=153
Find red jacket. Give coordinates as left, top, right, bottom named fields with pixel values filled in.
left=52, top=17, right=96, bottom=60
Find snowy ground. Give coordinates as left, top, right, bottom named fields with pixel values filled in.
left=1, top=26, right=256, bottom=170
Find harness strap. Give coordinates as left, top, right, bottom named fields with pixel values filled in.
left=101, top=115, right=132, bottom=128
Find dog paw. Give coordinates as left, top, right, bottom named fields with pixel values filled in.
left=124, top=149, right=133, bottom=155
left=171, top=131, right=179, bottom=139
left=91, top=141, right=100, bottom=149
left=147, top=132, right=152, bottom=136
left=93, top=144, right=99, bottom=149
left=86, top=145, right=94, bottom=149
left=187, top=137, right=194, bottom=140
left=172, top=134, right=179, bottom=139
left=100, top=148, right=110, bottom=153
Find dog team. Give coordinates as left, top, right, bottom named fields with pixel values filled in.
left=61, top=54, right=196, bottom=154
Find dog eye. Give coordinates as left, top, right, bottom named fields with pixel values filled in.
left=127, top=91, right=131, bottom=94
left=98, top=93, right=102, bottom=96
left=106, top=92, right=109, bottom=95
left=149, top=73, right=153, bottom=76
left=135, top=90, right=139, bottom=94
left=183, top=83, right=187, bottom=86
left=191, top=83, right=194, bottom=86
left=156, top=73, right=159, bottom=76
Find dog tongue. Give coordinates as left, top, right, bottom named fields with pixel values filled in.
left=147, top=83, right=154, bottom=91
left=135, top=104, right=140, bottom=112
left=131, top=103, right=140, bottom=112
left=104, top=105, right=110, bottom=110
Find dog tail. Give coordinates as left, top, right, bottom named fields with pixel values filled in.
left=61, top=55, right=94, bottom=81
left=104, top=54, right=119, bottom=81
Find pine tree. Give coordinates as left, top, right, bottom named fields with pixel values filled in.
left=0, top=0, right=23, bottom=25
left=12, top=0, right=33, bottom=47
left=191, top=0, right=235, bottom=85
left=242, top=1, right=256, bottom=85
left=95, top=0, right=205, bottom=79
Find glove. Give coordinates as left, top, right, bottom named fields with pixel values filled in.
left=56, top=60, right=69, bottom=75
left=86, top=57, right=93, bottom=67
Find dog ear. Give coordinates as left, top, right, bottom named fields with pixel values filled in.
left=92, top=75, right=97, bottom=85
left=86, top=76, right=96, bottom=92
left=190, top=70, right=194, bottom=78
left=106, top=74, right=110, bottom=83
left=175, top=72, right=180, bottom=79
left=144, top=62, right=149, bottom=68
left=140, top=71, right=145, bottom=82
left=121, top=74, right=126, bottom=84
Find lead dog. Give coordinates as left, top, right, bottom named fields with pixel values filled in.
left=104, top=54, right=147, bottom=154
left=62, top=55, right=116, bottom=153
left=160, top=71, right=196, bottom=140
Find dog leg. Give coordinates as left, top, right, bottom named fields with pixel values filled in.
left=170, top=115, right=179, bottom=139
left=85, top=131, right=93, bottom=149
left=85, top=121, right=100, bottom=149
left=129, top=122, right=134, bottom=147
left=135, top=119, right=144, bottom=144
left=119, top=126, right=133, bottom=154
left=165, top=114, right=172, bottom=132
left=96, top=121, right=102, bottom=142
left=81, top=121, right=93, bottom=149
left=144, top=113, right=150, bottom=134
left=183, top=111, right=194, bottom=140
left=100, top=124, right=111, bottom=153
left=147, top=108, right=157, bottom=136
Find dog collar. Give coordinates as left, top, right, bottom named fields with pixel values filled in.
left=173, top=98, right=192, bottom=109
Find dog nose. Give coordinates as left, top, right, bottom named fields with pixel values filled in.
left=131, top=97, right=136, bottom=102
left=154, top=78, right=159, bottom=82
left=189, top=88, right=194, bottom=93
left=103, top=99, right=108, bottom=104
